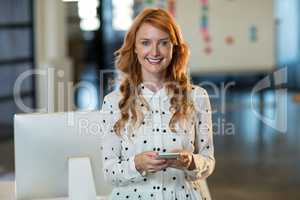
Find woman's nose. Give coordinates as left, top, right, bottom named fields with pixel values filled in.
left=150, top=44, right=160, bottom=56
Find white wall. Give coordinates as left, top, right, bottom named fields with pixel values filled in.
left=175, top=0, right=276, bottom=74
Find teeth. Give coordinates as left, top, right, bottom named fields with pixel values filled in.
left=147, top=58, right=162, bottom=64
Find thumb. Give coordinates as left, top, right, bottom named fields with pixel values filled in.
left=170, top=149, right=180, bottom=153
left=144, top=151, right=158, bottom=158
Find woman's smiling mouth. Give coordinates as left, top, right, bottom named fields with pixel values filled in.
left=146, top=57, right=163, bottom=65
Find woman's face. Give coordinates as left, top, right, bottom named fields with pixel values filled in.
left=135, top=23, right=173, bottom=80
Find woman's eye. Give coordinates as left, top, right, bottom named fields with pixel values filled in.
left=161, top=40, right=170, bottom=46
left=141, top=41, right=149, bottom=46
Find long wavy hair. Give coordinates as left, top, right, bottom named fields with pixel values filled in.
left=113, top=8, right=196, bottom=136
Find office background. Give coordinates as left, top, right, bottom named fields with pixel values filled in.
left=0, top=0, right=299, bottom=199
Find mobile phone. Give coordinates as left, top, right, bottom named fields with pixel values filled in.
left=156, top=152, right=180, bottom=160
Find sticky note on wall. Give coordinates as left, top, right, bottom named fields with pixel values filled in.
left=250, top=25, right=258, bottom=42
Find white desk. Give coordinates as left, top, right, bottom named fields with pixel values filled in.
left=0, top=181, right=108, bottom=200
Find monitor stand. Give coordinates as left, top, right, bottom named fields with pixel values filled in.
left=68, top=157, right=97, bottom=200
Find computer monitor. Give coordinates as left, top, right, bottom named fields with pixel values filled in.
left=14, top=111, right=112, bottom=200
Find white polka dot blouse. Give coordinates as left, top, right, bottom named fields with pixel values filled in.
left=100, top=83, right=215, bottom=200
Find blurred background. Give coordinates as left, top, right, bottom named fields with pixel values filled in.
left=0, top=0, right=300, bottom=199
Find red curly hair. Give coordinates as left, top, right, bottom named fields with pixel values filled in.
left=113, top=8, right=195, bottom=136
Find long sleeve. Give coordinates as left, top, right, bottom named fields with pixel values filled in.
left=184, top=87, right=215, bottom=181
left=100, top=93, right=144, bottom=187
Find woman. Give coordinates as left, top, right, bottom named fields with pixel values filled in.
left=100, top=8, right=215, bottom=200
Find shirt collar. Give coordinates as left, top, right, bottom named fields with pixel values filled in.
left=139, top=82, right=169, bottom=102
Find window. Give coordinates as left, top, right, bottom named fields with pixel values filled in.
left=0, top=0, right=35, bottom=138
left=112, top=0, right=133, bottom=31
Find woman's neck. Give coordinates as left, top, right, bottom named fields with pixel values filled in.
left=142, top=71, right=166, bottom=92
left=142, top=78, right=164, bottom=93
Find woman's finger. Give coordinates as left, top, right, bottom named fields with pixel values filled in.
left=170, top=149, right=180, bottom=153
left=144, top=151, right=158, bottom=158
left=150, top=163, right=169, bottom=171
left=147, top=158, right=166, bottom=165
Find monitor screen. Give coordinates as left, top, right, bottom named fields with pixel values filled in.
left=14, top=111, right=112, bottom=199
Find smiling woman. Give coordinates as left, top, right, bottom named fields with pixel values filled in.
left=100, top=8, right=215, bottom=200
left=135, top=23, right=173, bottom=84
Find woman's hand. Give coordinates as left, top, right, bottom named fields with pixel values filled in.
left=134, top=151, right=168, bottom=173
left=167, top=149, right=195, bottom=170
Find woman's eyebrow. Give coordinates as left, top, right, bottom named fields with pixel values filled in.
left=159, top=37, right=170, bottom=41
left=139, top=37, right=170, bottom=41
